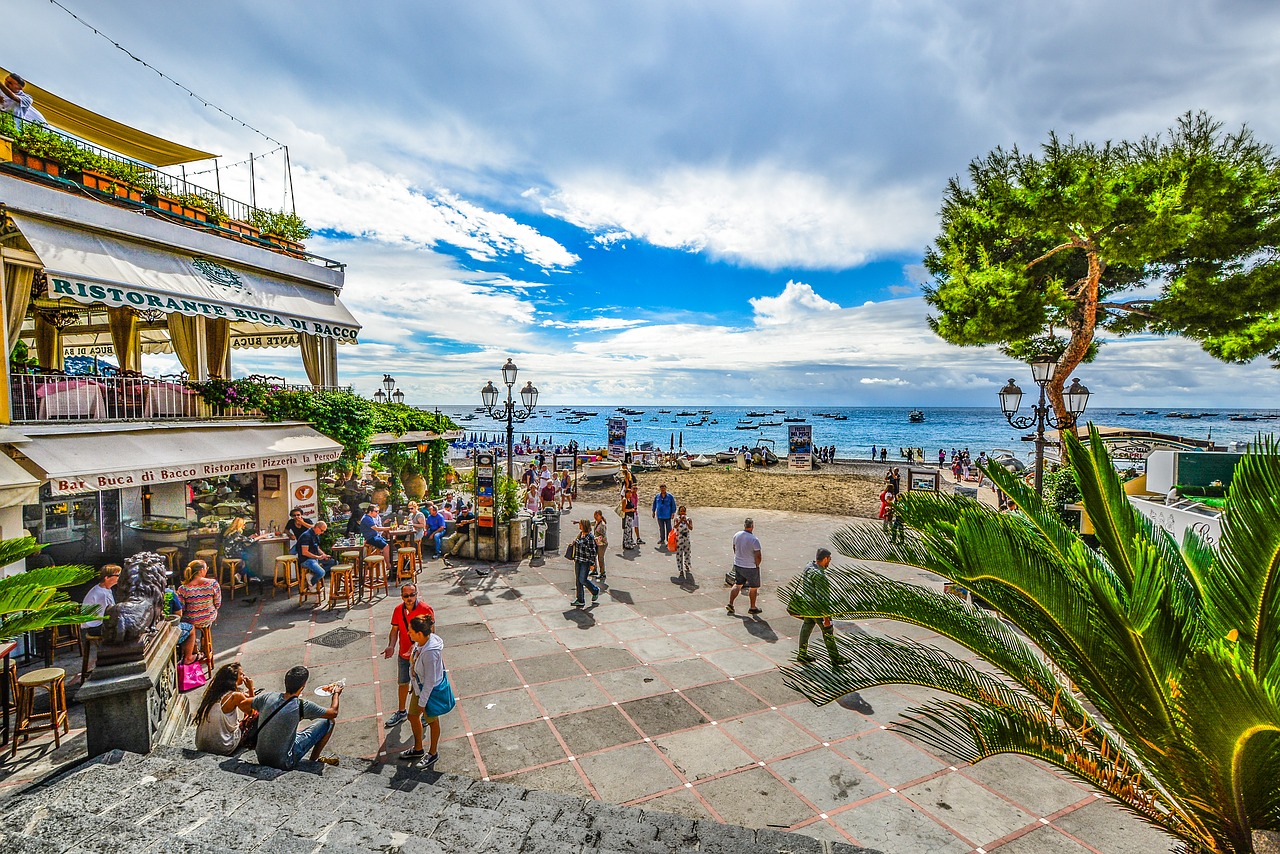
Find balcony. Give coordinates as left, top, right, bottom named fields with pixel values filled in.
left=9, top=371, right=351, bottom=424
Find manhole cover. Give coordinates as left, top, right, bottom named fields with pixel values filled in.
left=311, top=627, right=371, bottom=649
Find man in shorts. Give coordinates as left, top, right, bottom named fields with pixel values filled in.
left=382, top=584, right=435, bottom=728
left=253, top=665, right=341, bottom=769
left=727, top=518, right=764, bottom=616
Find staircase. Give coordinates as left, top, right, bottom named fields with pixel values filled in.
left=0, top=746, right=878, bottom=853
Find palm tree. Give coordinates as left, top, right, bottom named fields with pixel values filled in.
left=0, top=536, right=97, bottom=641
left=779, top=429, right=1280, bottom=853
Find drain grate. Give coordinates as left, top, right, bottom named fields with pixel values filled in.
left=311, top=627, right=372, bottom=649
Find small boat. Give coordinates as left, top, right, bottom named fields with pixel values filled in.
left=757, top=421, right=782, bottom=427
left=582, top=461, right=622, bottom=481
left=735, top=424, right=756, bottom=430
left=690, top=454, right=713, bottom=467
left=746, top=411, right=769, bottom=417
left=676, top=411, right=697, bottom=416
left=908, top=410, right=925, bottom=423
left=773, top=409, right=786, bottom=414
left=832, top=415, right=848, bottom=421
left=1144, top=410, right=1158, bottom=414
left=677, top=457, right=692, bottom=470
left=783, top=417, right=805, bottom=422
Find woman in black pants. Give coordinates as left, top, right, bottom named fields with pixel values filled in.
left=569, top=519, right=599, bottom=607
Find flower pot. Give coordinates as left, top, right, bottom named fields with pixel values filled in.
left=403, top=474, right=427, bottom=501
left=80, top=169, right=144, bottom=202
left=224, top=219, right=261, bottom=243
left=12, top=148, right=60, bottom=177
left=149, top=194, right=209, bottom=223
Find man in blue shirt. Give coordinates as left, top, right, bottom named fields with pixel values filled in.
left=360, top=507, right=391, bottom=565
left=296, top=520, right=336, bottom=590
left=652, top=483, right=677, bottom=549
left=424, top=503, right=447, bottom=559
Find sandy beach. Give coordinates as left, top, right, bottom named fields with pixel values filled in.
left=576, top=459, right=894, bottom=517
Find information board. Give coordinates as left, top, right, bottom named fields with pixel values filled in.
left=788, top=424, right=813, bottom=470
left=607, top=417, right=628, bottom=461
left=474, top=452, right=496, bottom=535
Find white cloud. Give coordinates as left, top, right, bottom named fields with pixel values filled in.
left=860, top=377, right=910, bottom=386
left=749, top=281, right=842, bottom=326
left=541, top=318, right=648, bottom=331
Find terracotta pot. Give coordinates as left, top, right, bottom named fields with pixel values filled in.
left=12, top=149, right=60, bottom=177
left=403, top=474, right=427, bottom=500
left=80, top=169, right=144, bottom=202
left=371, top=486, right=390, bottom=511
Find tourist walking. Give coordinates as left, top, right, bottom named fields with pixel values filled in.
left=401, top=613, right=452, bottom=768
left=194, top=663, right=256, bottom=755
left=652, top=484, right=676, bottom=549
left=569, top=519, right=600, bottom=607
left=673, top=505, right=693, bottom=577
left=383, top=584, right=434, bottom=729
left=591, top=510, right=608, bottom=581
left=252, top=665, right=341, bottom=770
left=726, top=518, right=763, bottom=616
left=620, top=485, right=638, bottom=550
left=558, top=468, right=574, bottom=510
left=791, top=549, right=873, bottom=715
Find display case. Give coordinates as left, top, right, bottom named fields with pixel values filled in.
left=124, top=515, right=196, bottom=545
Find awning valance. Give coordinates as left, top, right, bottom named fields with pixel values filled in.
left=0, top=452, right=41, bottom=508
left=12, top=215, right=360, bottom=344
left=369, top=430, right=465, bottom=446
left=13, top=423, right=343, bottom=495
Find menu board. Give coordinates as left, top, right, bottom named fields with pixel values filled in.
left=474, top=452, right=496, bottom=534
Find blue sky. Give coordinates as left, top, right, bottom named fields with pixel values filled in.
left=12, top=0, right=1280, bottom=405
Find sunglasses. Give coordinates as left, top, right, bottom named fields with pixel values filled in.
left=400, top=593, right=416, bottom=599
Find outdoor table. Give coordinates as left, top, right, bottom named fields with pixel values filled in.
left=250, top=535, right=291, bottom=580
left=0, top=639, right=15, bottom=747
left=142, top=381, right=196, bottom=418
left=36, top=378, right=106, bottom=419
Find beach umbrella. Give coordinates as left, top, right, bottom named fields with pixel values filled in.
left=670, top=433, right=674, bottom=450
left=679, top=432, right=683, bottom=449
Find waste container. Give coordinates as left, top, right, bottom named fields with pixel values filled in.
left=542, top=508, right=561, bottom=552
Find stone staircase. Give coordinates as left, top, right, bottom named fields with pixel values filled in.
left=0, top=746, right=879, bottom=853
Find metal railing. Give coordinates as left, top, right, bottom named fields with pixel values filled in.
left=9, top=373, right=350, bottom=423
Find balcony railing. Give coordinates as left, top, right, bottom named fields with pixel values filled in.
left=10, top=373, right=348, bottom=424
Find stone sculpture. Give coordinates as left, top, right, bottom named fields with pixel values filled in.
left=98, top=550, right=168, bottom=664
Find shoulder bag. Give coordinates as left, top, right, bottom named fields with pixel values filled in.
left=426, top=670, right=456, bottom=717
left=564, top=540, right=576, bottom=561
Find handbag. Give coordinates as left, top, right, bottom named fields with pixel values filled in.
left=667, top=529, right=678, bottom=551
left=426, top=670, right=456, bottom=717
left=178, top=661, right=208, bottom=692
left=564, top=541, right=576, bottom=561
left=238, top=709, right=260, bottom=749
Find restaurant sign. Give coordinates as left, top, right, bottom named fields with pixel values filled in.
left=232, top=333, right=299, bottom=350
left=49, top=449, right=343, bottom=495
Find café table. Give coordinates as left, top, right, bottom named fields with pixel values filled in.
left=250, top=535, right=291, bottom=584
left=36, top=378, right=106, bottom=419
left=0, top=639, right=15, bottom=747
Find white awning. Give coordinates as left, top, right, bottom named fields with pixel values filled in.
left=13, top=214, right=361, bottom=344
left=369, top=429, right=465, bottom=446
left=13, top=423, right=344, bottom=495
left=0, top=453, right=41, bottom=508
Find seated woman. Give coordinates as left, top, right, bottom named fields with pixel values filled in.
left=221, top=517, right=259, bottom=583
left=193, top=663, right=256, bottom=755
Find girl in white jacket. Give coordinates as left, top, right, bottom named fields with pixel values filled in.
left=402, top=613, right=446, bottom=768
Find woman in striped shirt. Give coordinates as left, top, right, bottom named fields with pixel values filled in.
left=178, top=559, right=222, bottom=629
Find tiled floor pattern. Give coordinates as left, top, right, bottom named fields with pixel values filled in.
left=2, top=502, right=1174, bottom=854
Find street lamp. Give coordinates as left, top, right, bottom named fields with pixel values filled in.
left=999, top=357, right=1091, bottom=495
left=373, top=389, right=386, bottom=404
left=481, top=359, right=539, bottom=479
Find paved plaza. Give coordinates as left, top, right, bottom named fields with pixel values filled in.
left=3, top=502, right=1175, bottom=853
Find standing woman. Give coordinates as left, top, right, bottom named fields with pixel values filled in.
left=193, top=663, right=255, bottom=755
left=673, top=505, right=693, bottom=577
left=591, top=510, right=608, bottom=581
left=221, top=517, right=257, bottom=583
left=178, top=559, right=221, bottom=667
left=620, top=485, right=638, bottom=550
left=404, top=613, right=451, bottom=769
left=569, top=519, right=599, bottom=607
left=524, top=482, right=542, bottom=516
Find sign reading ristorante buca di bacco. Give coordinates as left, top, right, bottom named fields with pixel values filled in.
left=48, top=449, right=343, bottom=496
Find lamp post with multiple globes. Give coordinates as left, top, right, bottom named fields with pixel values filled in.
left=998, top=355, right=1092, bottom=495
left=481, top=358, right=538, bottom=480
left=373, top=374, right=405, bottom=405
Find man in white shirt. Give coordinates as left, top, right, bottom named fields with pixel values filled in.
left=726, top=518, right=764, bottom=616
left=82, top=565, right=121, bottom=634
left=1, top=73, right=47, bottom=125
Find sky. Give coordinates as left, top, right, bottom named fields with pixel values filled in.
left=11, top=0, right=1280, bottom=406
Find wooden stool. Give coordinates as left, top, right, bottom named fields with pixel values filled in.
left=196, top=625, right=215, bottom=676
left=49, top=624, right=80, bottom=655
left=396, top=547, right=418, bottom=583
left=298, top=568, right=325, bottom=607
left=274, top=555, right=300, bottom=598
left=327, top=565, right=355, bottom=610
left=193, top=549, right=219, bottom=581
left=11, top=667, right=69, bottom=756
left=79, top=628, right=102, bottom=682
left=363, top=555, right=388, bottom=596
left=157, top=546, right=181, bottom=577
left=220, top=558, right=248, bottom=600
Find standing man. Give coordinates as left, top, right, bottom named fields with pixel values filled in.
left=252, top=665, right=341, bottom=769
left=726, top=518, right=763, bottom=616
left=792, top=549, right=873, bottom=715
left=652, top=484, right=676, bottom=549
left=382, top=583, right=434, bottom=729
left=296, top=520, right=336, bottom=590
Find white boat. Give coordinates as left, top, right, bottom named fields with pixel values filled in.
left=582, top=461, right=622, bottom=481
left=690, top=454, right=713, bottom=467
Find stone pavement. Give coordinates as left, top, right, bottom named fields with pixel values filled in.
left=3, top=501, right=1177, bottom=853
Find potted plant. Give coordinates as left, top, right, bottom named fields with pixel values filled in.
left=148, top=191, right=225, bottom=225
left=249, top=208, right=311, bottom=255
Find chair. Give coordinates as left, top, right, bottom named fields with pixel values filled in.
left=396, top=547, right=418, bottom=584
left=49, top=624, right=80, bottom=656
left=220, top=558, right=248, bottom=600
left=327, top=565, right=355, bottom=610
left=274, top=555, right=300, bottom=598
left=156, top=547, right=181, bottom=577
left=363, top=555, right=388, bottom=597
left=298, top=571, right=325, bottom=607
left=11, top=667, right=69, bottom=756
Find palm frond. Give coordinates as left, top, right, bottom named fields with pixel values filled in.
left=0, top=603, right=99, bottom=639
left=0, top=535, right=40, bottom=569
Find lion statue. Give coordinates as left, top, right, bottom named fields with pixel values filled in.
left=99, top=550, right=169, bottom=663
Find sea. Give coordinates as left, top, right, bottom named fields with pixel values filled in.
left=440, top=405, right=1280, bottom=465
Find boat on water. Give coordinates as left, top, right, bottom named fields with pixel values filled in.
left=735, top=424, right=756, bottom=430
left=745, top=411, right=769, bottom=417
left=757, top=421, right=782, bottom=427
left=676, top=411, right=697, bottom=416
left=783, top=417, right=805, bottom=422
left=832, top=415, right=848, bottom=421
left=773, top=409, right=786, bottom=414
left=908, top=410, right=925, bottom=423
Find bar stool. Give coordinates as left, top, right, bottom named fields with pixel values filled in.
left=11, top=667, right=69, bottom=756
left=298, top=569, right=325, bottom=607
left=395, top=547, right=418, bottom=584
left=195, top=625, right=215, bottom=676
left=363, top=555, right=388, bottom=597
left=220, top=558, right=248, bottom=600
left=274, top=555, right=300, bottom=598
left=193, top=549, right=219, bottom=582
left=79, top=628, right=102, bottom=682
left=156, top=547, right=181, bottom=578
left=328, top=564, right=355, bottom=610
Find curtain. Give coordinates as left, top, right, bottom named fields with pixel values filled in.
left=299, top=331, right=323, bottom=387
left=3, top=263, right=34, bottom=357
left=205, top=318, right=230, bottom=379
left=106, top=307, right=141, bottom=373
left=166, top=313, right=201, bottom=377
left=34, top=312, right=63, bottom=370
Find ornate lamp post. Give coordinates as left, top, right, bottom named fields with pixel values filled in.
left=481, top=358, right=539, bottom=480
left=374, top=374, right=407, bottom=406
left=999, top=355, right=1091, bottom=495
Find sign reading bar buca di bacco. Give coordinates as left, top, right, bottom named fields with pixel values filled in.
left=49, top=449, right=343, bottom=496
left=47, top=276, right=359, bottom=343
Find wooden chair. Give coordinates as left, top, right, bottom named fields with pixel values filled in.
left=395, top=547, right=418, bottom=584
left=363, top=555, right=388, bottom=597
left=193, top=549, right=219, bottom=584
left=327, top=565, right=355, bottom=610
left=49, top=623, right=80, bottom=656
left=11, top=667, right=69, bottom=756
left=274, top=555, right=300, bottom=598
left=156, top=547, right=181, bottom=577
left=220, top=557, right=248, bottom=600
left=298, top=569, right=325, bottom=607
left=79, top=629, right=101, bottom=682
left=196, top=625, right=215, bottom=676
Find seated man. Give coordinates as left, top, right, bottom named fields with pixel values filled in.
left=81, top=565, right=121, bottom=636
left=296, top=520, right=336, bottom=589
left=445, top=503, right=476, bottom=570
left=359, top=506, right=392, bottom=565
left=252, top=665, right=341, bottom=769
left=424, top=503, right=447, bottom=559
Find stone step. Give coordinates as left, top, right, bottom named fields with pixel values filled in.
left=0, top=747, right=879, bottom=854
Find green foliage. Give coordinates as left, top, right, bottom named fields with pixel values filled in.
left=248, top=208, right=311, bottom=242
left=173, top=192, right=227, bottom=224
left=9, top=339, right=38, bottom=371
left=462, top=467, right=520, bottom=522
left=1041, top=463, right=1082, bottom=523
left=13, top=123, right=156, bottom=191
left=925, top=111, right=1280, bottom=418
left=0, top=536, right=97, bottom=640
left=779, top=428, right=1280, bottom=853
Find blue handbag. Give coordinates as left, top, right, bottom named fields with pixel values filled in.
left=425, top=670, right=456, bottom=717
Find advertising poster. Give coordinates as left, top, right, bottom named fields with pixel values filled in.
left=474, top=452, right=496, bottom=534
left=788, top=424, right=813, bottom=470
left=607, top=417, right=628, bottom=461
left=553, top=454, right=576, bottom=473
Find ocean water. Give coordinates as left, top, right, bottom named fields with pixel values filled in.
left=442, top=405, right=1280, bottom=464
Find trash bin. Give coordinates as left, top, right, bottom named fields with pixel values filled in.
left=542, top=508, right=561, bottom=552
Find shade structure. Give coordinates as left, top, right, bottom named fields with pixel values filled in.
left=2, top=68, right=216, bottom=167
left=13, top=214, right=360, bottom=343
left=13, top=422, right=343, bottom=495
left=0, top=451, right=40, bottom=508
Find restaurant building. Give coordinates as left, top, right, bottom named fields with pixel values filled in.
left=0, top=74, right=359, bottom=573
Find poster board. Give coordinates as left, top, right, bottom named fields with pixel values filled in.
left=474, top=452, right=496, bottom=535
left=553, top=454, right=576, bottom=473
left=788, top=424, right=813, bottom=470
left=907, top=467, right=941, bottom=492
left=607, top=417, right=628, bottom=462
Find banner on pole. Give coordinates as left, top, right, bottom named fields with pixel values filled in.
left=788, top=424, right=813, bottom=470
left=607, top=417, right=628, bottom=461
